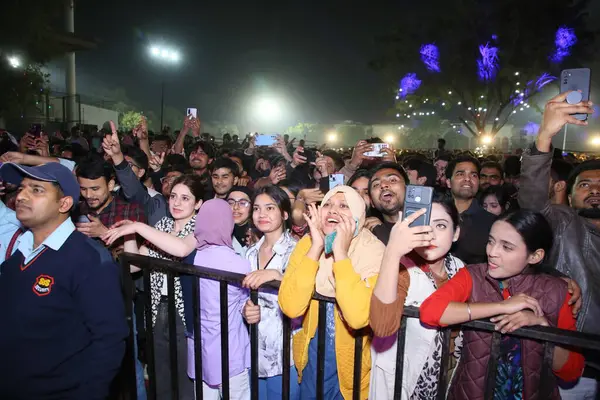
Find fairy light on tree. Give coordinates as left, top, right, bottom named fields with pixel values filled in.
left=374, top=1, right=594, bottom=142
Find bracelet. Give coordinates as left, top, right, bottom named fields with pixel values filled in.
left=466, top=303, right=472, bottom=321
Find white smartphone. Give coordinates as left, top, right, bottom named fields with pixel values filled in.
left=329, top=174, right=345, bottom=190
left=255, top=134, right=277, bottom=147
left=186, top=108, right=198, bottom=119
left=364, top=143, right=389, bottom=157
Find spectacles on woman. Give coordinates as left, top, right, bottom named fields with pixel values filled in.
left=227, top=198, right=251, bottom=208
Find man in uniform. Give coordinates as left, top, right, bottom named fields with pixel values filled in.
left=0, top=162, right=128, bottom=399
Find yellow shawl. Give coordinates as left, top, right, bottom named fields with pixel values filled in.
left=315, top=185, right=384, bottom=297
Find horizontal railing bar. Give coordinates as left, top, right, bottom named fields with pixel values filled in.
left=120, top=253, right=600, bottom=351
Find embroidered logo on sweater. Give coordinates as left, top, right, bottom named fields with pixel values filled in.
left=32, top=275, right=55, bottom=296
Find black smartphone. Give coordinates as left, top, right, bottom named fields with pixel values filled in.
left=300, top=149, right=316, bottom=164
left=30, top=124, right=42, bottom=137
left=402, top=185, right=434, bottom=227
left=560, top=68, right=591, bottom=121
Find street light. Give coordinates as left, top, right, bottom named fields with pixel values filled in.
left=149, top=45, right=181, bottom=130
left=254, top=97, right=282, bottom=121
left=481, top=135, right=493, bottom=145
left=7, top=56, right=21, bottom=68
left=590, top=136, right=600, bottom=146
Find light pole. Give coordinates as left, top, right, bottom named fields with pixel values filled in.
left=149, top=45, right=180, bottom=131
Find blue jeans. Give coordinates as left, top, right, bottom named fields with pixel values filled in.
left=258, top=367, right=300, bottom=400
left=133, top=308, right=147, bottom=400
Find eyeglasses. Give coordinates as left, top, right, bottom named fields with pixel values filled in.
left=227, top=198, right=251, bottom=208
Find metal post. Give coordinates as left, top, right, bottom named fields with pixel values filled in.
left=65, top=0, right=77, bottom=130
left=561, top=124, right=568, bottom=151
left=160, top=80, right=165, bottom=132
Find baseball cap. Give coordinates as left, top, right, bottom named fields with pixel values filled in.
left=0, top=162, right=80, bottom=201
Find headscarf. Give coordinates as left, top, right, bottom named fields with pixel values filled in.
left=227, top=186, right=254, bottom=246
left=194, top=199, right=234, bottom=251
left=315, top=185, right=385, bottom=297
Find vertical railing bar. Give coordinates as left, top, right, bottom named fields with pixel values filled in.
left=192, top=277, right=203, bottom=399
left=540, top=340, right=555, bottom=399
left=250, top=290, right=259, bottom=400
left=143, top=268, right=157, bottom=400
left=316, top=301, right=327, bottom=400
left=352, top=330, right=363, bottom=400
left=120, top=257, right=137, bottom=399
left=282, top=315, right=292, bottom=400
left=167, top=272, right=179, bottom=399
left=436, top=327, right=452, bottom=400
left=220, top=281, right=231, bottom=400
left=483, top=331, right=502, bottom=399
left=393, top=316, right=408, bottom=400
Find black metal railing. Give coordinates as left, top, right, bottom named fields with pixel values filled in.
left=114, top=253, right=600, bottom=400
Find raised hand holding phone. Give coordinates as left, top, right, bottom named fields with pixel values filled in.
left=387, top=208, right=434, bottom=258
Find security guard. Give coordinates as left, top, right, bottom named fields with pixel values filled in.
left=0, top=162, right=128, bottom=399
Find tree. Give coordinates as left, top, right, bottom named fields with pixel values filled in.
left=373, top=0, right=596, bottom=139
left=119, top=111, right=144, bottom=131
left=0, top=0, right=65, bottom=120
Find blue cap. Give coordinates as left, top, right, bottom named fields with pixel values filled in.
left=0, top=162, right=80, bottom=201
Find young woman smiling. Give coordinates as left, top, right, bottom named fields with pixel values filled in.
left=420, top=210, right=584, bottom=399
left=241, top=185, right=300, bottom=399
left=120, top=174, right=204, bottom=400
left=278, top=185, right=385, bottom=399
left=227, top=186, right=254, bottom=255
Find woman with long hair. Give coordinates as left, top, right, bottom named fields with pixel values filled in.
left=120, top=174, right=204, bottom=400
left=241, top=185, right=300, bottom=399
left=278, top=186, right=385, bottom=399
left=420, top=210, right=584, bottom=399
left=369, top=195, right=464, bottom=399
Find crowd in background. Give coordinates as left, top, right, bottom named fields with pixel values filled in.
left=0, top=91, right=598, bottom=399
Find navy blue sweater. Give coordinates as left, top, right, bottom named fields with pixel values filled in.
left=0, top=231, right=128, bottom=400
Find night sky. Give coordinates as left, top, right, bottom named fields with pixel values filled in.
left=48, top=0, right=406, bottom=130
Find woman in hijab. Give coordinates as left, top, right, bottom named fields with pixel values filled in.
left=227, top=186, right=255, bottom=255
left=278, top=185, right=385, bottom=399
left=188, top=199, right=252, bottom=399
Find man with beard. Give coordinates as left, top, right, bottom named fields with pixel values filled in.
left=479, top=161, right=504, bottom=191
left=445, top=155, right=496, bottom=264
left=75, top=156, right=145, bottom=248
left=367, top=162, right=409, bottom=244
left=519, top=92, right=598, bottom=399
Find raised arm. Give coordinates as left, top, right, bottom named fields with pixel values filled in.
left=103, top=221, right=196, bottom=258
left=520, top=91, right=593, bottom=212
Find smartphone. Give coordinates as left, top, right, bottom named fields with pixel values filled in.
left=77, top=215, right=91, bottom=223
left=29, top=124, right=42, bottom=138
left=299, top=148, right=316, bottom=164
left=329, top=174, right=345, bottom=190
left=186, top=108, right=198, bottom=119
left=560, top=68, right=591, bottom=121
left=402, top=185, right=434, bottom=227
left=255, top=134, right=277, bottom=147
left=364, top=143, right=389, bottom=157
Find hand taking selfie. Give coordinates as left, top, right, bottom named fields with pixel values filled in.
left=537, top=91, right=593, bottom=152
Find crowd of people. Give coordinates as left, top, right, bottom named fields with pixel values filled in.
left=0, top=91, right=598, bottom=400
